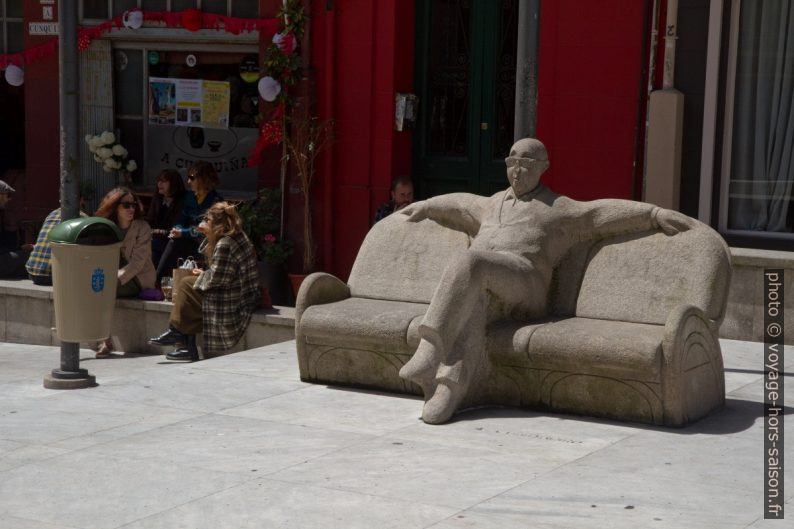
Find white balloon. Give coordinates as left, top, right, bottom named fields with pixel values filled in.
left=122, top=9, right=144, bottom=30
left=4, top=65, right=24, bottom=87
left=257, top=76, right=281, bottom=102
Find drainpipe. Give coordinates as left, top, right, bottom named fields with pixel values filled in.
left=662, top=0, right=678, bottom=89
left=643, top=0, right=684, bottom=210
left=514, top=0, right=539, bottom=140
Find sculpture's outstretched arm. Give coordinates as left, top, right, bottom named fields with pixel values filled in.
left=583, top=199, right=697, bottom=239
left=401, top=193, right=489, bottom=237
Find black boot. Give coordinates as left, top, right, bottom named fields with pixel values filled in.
left=166, top=335, right=199, bottom=362
left=149, top=326, right=187, bottom=346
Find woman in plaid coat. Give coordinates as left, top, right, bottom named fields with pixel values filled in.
left=150, top=201, right=260, bottom=361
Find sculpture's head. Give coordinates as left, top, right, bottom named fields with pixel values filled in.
left=505, top=138, right=549, bottom=196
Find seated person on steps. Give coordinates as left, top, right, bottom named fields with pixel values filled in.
left=148, top=202, right=259, bottom=362
left=93, top=187, right=156, bottom=358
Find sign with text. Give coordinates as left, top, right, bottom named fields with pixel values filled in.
left=145, top=125, right=258, bottom=195
left=148, top=77, right=230, bottom=129
left=28, top=22, right=58, bottom=35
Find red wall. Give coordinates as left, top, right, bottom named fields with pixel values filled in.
left=535, top=0, right=649, bottom=201
left=20, top=0, right=61, bottom=222
left=308, top=0, right=414, bottom=279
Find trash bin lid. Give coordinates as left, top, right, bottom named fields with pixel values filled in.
left=48, top=216, right=124, bottom=245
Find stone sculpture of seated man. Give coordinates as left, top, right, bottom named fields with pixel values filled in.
left=398, top=138, right=697, bottom=424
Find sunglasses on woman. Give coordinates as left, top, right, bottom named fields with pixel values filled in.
left=119, top=201, right=137, bottom=209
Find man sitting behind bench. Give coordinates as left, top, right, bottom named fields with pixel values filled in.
left=25, top=197, right=88, bottom=286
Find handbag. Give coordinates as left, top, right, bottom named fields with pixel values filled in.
left=171, top=256, right=198, bottom=300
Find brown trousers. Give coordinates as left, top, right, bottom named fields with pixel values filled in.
left=170, top=275, right=203, bottom=335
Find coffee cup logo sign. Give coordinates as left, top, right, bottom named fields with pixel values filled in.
left=146, top=125, right=259, bottom=194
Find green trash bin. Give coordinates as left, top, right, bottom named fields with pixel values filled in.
left=48, top=217, right=124, bottom=342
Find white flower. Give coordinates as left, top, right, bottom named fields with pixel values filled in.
left=84, top=134, right=92, bottom=144
left=114, top=159, right=123, bottom=170
left=88, top=142, right=98, bottom=154
left=102, top=164, right=114, bottom=173
left=100, top=131, right=116, bottom=145
left=126, top=160, right=137, bottom=172
left=97, top=147, right=114, bottom=159
left=112, top=144, right=127, bottom=157
left=89, top=136, right=103, bottom=149
left=93, top=154, right=102, bottom=163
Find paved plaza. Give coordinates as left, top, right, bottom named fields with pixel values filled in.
left=0, top=339, right=791, bottom=528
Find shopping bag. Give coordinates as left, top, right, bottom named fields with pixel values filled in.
left=171, top=256, right=198, bottom=301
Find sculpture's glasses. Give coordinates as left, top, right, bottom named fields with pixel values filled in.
left=505, top=157, right=541, bottom=169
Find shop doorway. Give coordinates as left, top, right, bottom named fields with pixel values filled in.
left=0, top=80, right=24, bottom=182
left=413, top=0, right=521, bottom=197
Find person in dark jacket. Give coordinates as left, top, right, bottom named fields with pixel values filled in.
left=156, top=162, right=222, bottom=278
left=146, top=169, right=186, bottom=280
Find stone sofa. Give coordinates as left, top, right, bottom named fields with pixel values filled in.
left=295, top=212, right=732, bottom=426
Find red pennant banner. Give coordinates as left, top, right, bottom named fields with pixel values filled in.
left=0, top=10, right=279, bottom=69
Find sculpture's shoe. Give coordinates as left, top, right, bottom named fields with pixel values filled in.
left=399, top=340, right=436, bottom=393
left=421, top=380, right=465, bottom=424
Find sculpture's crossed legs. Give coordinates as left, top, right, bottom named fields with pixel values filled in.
left=399, top=250, right=546, bottom=424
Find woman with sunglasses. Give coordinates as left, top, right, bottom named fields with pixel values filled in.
left=94, top=187, right=157, bottom=357
left=168, top=161, right=222, bottom=265
left=149, top=201, right=259, bottom=362
left=146, top=169, right=186, bottom=279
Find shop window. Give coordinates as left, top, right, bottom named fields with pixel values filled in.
left=142, top=0, right=167, bottom=10
left=111, top=48, right=260, bottom=195
left=81, top=1, right=258, bottom=21
left=171, top=0, right=197, bottom=11
left=83, top=0, right=110, bottom=20
left=1, top=1, right=23, bottom=54
left=719, top=0, right=794, bottom=238
left=113, top=0, right=140, bottom=16
left=231, top=2, right=258, bottom=18
left=6, top=0, right=21, bottom=18
left=202, top=0, right=228, bottom=15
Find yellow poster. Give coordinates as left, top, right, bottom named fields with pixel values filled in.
left=202, top=81, right=230, bottom=129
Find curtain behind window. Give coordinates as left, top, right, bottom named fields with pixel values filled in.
left=728, top=0, right=794, bottom=232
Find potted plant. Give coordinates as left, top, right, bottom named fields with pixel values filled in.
left=238, top=187, right=292, bottom=305
left=284, top=114, right=334, bottom=291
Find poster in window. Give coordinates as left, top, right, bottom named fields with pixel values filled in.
left=148, top=78, right=177, bottom=125
left=202, top=81, right=231, bottom=129
left=149, top=77, right=230, bottom=129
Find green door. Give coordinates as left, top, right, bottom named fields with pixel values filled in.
left=414, top=0, right=520, bottom=197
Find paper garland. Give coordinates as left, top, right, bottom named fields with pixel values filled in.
left=0, top=9, right=279, bottom=70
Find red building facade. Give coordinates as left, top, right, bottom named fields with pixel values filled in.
left=7, top=1, right=775, bottom=283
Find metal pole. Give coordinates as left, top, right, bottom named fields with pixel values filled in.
left=514, top=0, right=540, bottom=141
left=44, top=0, right=95, bottom=389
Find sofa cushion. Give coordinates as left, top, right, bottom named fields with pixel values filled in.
left=571, top=228, right=730, bottom=325
left=300, top=298, right=428, bottom=354
left=520, top=317, right=665, bottom=381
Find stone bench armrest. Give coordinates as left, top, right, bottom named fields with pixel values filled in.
left=661, top=304, right=725, bottom=425
left=295, top=272, right=351, bottom=328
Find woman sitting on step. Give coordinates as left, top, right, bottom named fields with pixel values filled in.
left=148, top=202, right=259, bottom=361
left=95, top=187, right=156, bottom=358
